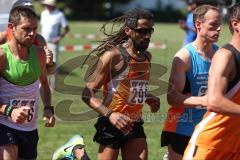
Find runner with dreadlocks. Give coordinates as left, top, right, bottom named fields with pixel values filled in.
left=82, top=8, right=160, bottom=160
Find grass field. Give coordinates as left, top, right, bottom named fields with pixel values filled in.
left=37, top=21, right=231, bottom=160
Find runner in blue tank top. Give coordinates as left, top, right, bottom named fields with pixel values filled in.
left=175, top=43, right=218, bottom=135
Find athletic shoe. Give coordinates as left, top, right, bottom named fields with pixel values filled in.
left=52, top=135, right=85, bottom=160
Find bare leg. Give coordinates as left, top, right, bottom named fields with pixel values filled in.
left=121, top=138, right=147, bottom=160
left=0, top=144, right=18, bottom=160
left=98, top=144, right=119, bottom=160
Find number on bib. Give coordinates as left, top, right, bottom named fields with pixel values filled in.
left=129, top=80, right=148, bottom=104
left=10, top=98, right=36, bottom=123
left=196, top=86, right=208, bottom=109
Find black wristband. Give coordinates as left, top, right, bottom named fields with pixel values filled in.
left=104, top=110, right=113, bottom=118
left=4, top=105, right=14, bottom=117
left=44, top=106, right=54, bottom=114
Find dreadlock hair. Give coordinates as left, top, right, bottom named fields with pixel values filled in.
left=81, top=8, right=154, bottom=79
left=86, top=8, right=154, bottom=59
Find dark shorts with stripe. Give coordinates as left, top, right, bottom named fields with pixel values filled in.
left=93, top=116, right=146, bottom=149
left=0, top=123, right=39, bottom=159
left=161, top=131, right=190, bottom=155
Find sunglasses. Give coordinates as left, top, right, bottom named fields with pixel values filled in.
left=132, top=27, right=154, bottom=35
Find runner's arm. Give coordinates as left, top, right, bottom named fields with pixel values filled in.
left=82, top=50, right=114, bottom=116
left=82, top=49, right=134, bottom=133
left=207, top=49, right=240, bottom=114
left=37, top=47, right=55, bottom=127
left=36, top=34, right=56, bottom=75
left=167, top=48, right=207, bottom=108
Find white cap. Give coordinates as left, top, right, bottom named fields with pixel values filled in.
left=41, top=0, right=56, bottom=7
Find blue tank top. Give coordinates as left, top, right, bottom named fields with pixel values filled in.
left=184, top=12, right=197, bottom=45
left=175, top=43, right=219, bottom=136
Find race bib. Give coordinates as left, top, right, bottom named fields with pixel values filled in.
left=9, top=98, right=36, bottom=124
left=129, top=80, right=148, bottom=104
left=196, top=86, right=207, bottom=109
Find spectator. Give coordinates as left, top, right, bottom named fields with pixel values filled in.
left=178, top=0, right=198, bottom=45
left=40, top=0, right=69, bottom=89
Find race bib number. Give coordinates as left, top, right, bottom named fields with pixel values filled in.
left=196, top=86, right=207, bottom=109
left=129, top=80, right=148, bottom=104
left=10, top=98, right=36, bottom=123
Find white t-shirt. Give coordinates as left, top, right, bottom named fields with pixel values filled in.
left=40, top=9, right=68, bottom=42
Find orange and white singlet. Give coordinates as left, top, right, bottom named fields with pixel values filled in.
left=103, top=47, right=151, bottom=121
left=184, top=43, right=240, bottom=159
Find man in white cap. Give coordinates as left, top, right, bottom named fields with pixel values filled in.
left=40, top=0, right=70, bottom=90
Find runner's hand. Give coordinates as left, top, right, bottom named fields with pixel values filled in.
left=109, top=112, right=134, bottom=134
left=195, top=95, right=207, bottom=109
left=43, top=108, right=55, bottom=127
left=146, top=96, right=160, bottom=113
left=11, top=106, right=30, bottom=124
left=44, top=46, right=53, bottom=65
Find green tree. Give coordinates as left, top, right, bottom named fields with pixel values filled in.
left=58, top=0, right=131, bottom=20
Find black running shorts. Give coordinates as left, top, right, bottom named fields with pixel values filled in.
left=0, top=123, right=39, bottom=159
left=161, top=131, right=190, bottom=155
left=93, top=116, right=146, bottom=149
